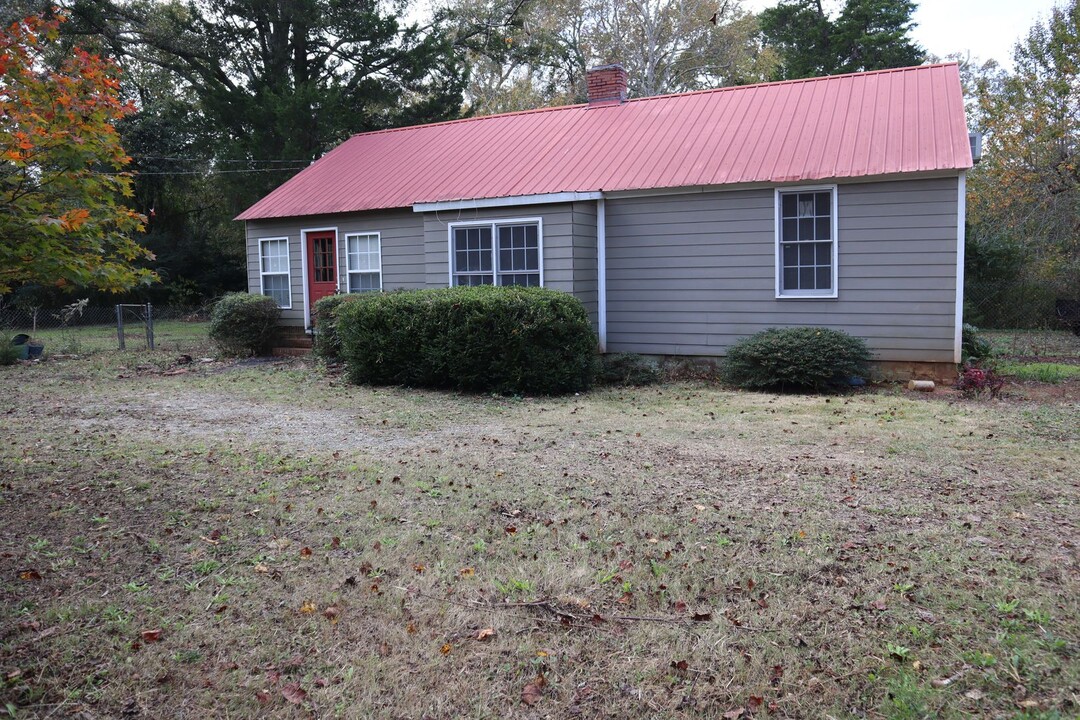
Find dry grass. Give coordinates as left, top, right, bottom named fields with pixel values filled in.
left=0, top=348, right=1077, bottom=719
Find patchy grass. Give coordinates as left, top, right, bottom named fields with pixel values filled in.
left=10, top=320, right=209, bottom=356
left=998, top=362, right=1080, bottom=384
left=984, top=330, right=1080, bottom=362
left=0, top=350, right=1077, bottom=719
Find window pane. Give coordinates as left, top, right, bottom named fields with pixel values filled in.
left=782, top=218, right=797, bottom=242
left=815, top=216, right=831, bottom=240
left=798, top=196, right=815, bottom=217
left=455, top=274, right=493, bottom=286
left=815, top=242, right=831, bottom=265
left=782, top=193, right=797, bottom=217
left=500, top=248, right=512, bottom=270
left=799, top=267, right=816, bottom=289
left=501, top=273, right=540, bottom=287
left=263, top=274, right=289, bottom=307
left=782, top=244, right=797, bottom=265
left=799, top=244, right=816, bottom=265
left=783, top=267, right=798, bottom=290
left=262, top=239, right=288, bottom=274
left=526, top=248, right=538, bottom=269
left=816, top=267, right=832, bottom=290
left=799, top=218, right=815, bottom=241
left=349, top=272, right=380, bottom=293
left=815, top=191, right=830, bottom=215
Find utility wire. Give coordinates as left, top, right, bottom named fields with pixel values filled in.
left=105, top=167, right=307, bottom=176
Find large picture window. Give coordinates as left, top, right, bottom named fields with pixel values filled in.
left=259, top=237, right=291, bottom=308
left=450, top=220, right=541, bottom=287
left=776, top=187, right=837, bottom=298
left=346, top=233, right=381, bottom=292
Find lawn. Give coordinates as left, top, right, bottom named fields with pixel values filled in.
left=0, top=341, right=1077, bottom=719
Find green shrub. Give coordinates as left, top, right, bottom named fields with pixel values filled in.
left=596, top=353, right=661, bottom=386
left=961, top=323, right=994, bottom=365
left=312, top=294, right=364, bottom=363
left=208, top=293, right=281, bottom=357
left=336, top=286, right=596, bottom=395
left=722, top=326, right=871, bottom=392
left=0, top=334, right=22, bottom=366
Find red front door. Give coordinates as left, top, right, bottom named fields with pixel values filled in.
left=307, top=231, right=337, bottom=311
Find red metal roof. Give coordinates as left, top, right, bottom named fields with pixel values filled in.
left=237, top=63, right=971, bottom=220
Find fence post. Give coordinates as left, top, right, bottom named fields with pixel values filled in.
left=146, top=303, right=155, bottom=350
left=115, top=305, right=125, bottom=351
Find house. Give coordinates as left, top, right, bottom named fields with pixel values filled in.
left=237, top=63, right=973, bottom=379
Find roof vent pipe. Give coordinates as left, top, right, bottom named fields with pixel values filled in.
left=586, top=64, right=628, bottom=105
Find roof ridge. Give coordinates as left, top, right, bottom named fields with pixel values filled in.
left=339, top=63, right=958, bottom=142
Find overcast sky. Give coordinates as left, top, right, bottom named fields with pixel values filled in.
left=738, top=0, right=1065, bottom=68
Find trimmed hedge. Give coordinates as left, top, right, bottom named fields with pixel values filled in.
left=722, top=326, right=871, bottom=392
left=312, top=294, right=363, bottom=363
left=209, top=293, right=281, bottom=357
left=336, top=286, right=597, bottom=394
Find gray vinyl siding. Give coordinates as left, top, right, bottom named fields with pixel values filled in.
left=604, top=176, right=959, bottom=362
left=571, top=201, right=598, bottom=326
left=245, top=209, right=425, bottom=327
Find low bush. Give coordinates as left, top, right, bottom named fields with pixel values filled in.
left=722, top=326, right=871, bottom=392
left=208, top=293, right=281, bottom=357
left=956, top=364, right=1004, bottom=398
left=312, top=294, right=363, bottom=363
left=961, top=323, right=994, bottom=365
left=0, top=334, right=21, bottom=366
left=336, top=286, right=596, bottom=394
left=596, top=353, right=661, bottom=386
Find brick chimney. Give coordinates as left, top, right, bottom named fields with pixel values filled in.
left=586, top=64, right=628, bottom=105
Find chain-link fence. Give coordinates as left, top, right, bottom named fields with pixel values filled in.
left=1, top=301, right=211, bottom=355
left=965, top=280, right=1078, bottom=332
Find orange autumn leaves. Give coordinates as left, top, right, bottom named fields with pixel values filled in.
left=0, top=12, right=155, bottom=294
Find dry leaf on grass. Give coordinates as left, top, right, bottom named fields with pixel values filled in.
left=281, top=682, right=306, bottom=705
left=476, top=627, right=496, bottom=641
left=299, top=600, right=316, bottom=614
left=521, top=674, right=546, bottom=706
left=140, top=629, right=162, bottom=642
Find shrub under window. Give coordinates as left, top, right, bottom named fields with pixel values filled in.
left=722, top=326, right=871, bottom=392
left=336, top=286, right=596, bottom=395
left=209, top=293, right=282, bottom=357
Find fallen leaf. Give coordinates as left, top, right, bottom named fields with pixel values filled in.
left=406, top=621, right=418, bottom=634
left=141, top=628, right=163, bottom=642
left=19, top=570, right=42, bottom=581
left=299, top=601, right=316, bottom=614
left=723, top=709, right=745, bottom=720
left=254, top=563, right=269, bottom=574
left=747, top=695, right=764, bottom=710
left=281, top=682, right=306, bottom=705
left=459, top=567, right=475, bottom=577
left=671, top=660, right=689, bottom=671
left=299, top=547, right=313, bottom=558
left=255, top=690, right=271, bottom=705
left=330, top=536, right=341, bottom=549
left=692, top=612, right=712, bottom=622
left=504, top=525, right=517, bottom=535
left=440, top=643, right=452, bottom=655
left=965, top=689, right=984, bottom=700
left=476, top=627, right=496, bottom=641
left=869, top=598, right=888, bottom=611
left=314, top=677, right=329, bottom=688
left=323, top=606, right=340, bottom=623
left=413, top=564, right=425, bottom=574
left=521, top=675, right=546, bottom=706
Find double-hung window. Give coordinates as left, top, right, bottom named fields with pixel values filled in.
left=450, top=220, right=541, bottom=287
left=259, top=237, right=291, bottom=308
left=776, top=187, right=837, bottom=298
left=346, top=233, right=381, bottom=292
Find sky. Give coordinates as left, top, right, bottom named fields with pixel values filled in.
left=738, top=0, right=1066, bottom=68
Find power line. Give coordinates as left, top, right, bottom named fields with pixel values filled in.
left=128, top=154, right=313, bottom=164
left=106, top=166, right=307, bottom=176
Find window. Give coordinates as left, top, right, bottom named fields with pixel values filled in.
left=450, top=220, right=541, bottom=287
left=346, top=233, right=381, bottom=292
left=776, top=187, right=837, bottom=298
left=259, top=237, right=291, bottom=308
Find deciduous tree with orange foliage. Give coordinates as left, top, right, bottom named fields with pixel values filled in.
left=0, top=11, right=154, bottom=294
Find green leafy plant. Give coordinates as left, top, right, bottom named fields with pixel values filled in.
left=721, top=326, right=871, bottom=392
left=311, top=293, right=364, bottom=363
left=961, top=323, right=995, bottom=365
left=0, top=332, right=21, bottom=366
left=336, top=286, right=597, bottom=395
left=595, top=352, right=661, bottom=386
left=208, top=293, right=281, bottom=357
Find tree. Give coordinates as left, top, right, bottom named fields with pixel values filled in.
left=441, top=0, right=776, bottom=114
left=759, top=0, right=924, bottom=80
left=966, top=1, right=1080, bottom=324
left=0, top=12, right=153, bottom=294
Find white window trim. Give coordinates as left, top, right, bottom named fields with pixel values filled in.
left=258, top=236, right=292, bottom=309
left=299, top=226, right=338, bottom=330
left=774, top=184, right=839, bottom=299
left=345, top=231, right=383, bottom=293
left=446, top=217, right=545, bottom=287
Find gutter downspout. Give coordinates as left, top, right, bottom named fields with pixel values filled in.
left=954, top=171, right=967, bottom=364
left=597, top=197, right=607, bottom=353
